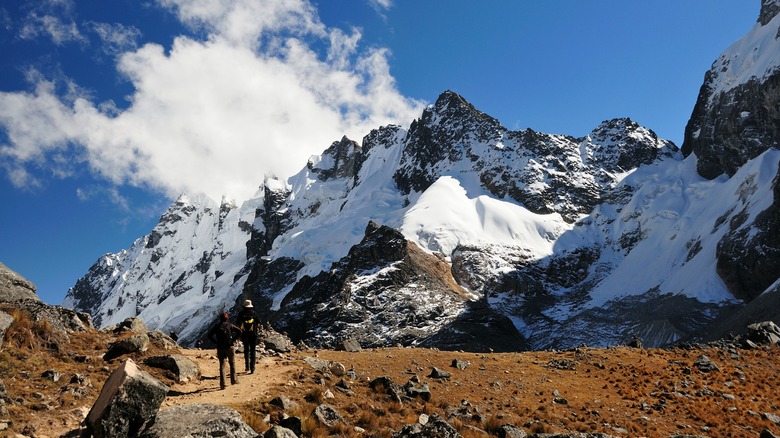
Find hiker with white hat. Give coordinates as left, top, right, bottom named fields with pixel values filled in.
left=236, top=299, right=259, bottom=373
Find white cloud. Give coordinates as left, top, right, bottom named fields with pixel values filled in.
left=87, top=22, right=142, bottom=55
left=19, top=13, right=86, bottom=45
left=0, top=0, right=424, bottom=202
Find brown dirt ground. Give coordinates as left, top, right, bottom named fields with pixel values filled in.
left=3, top=326, right=780, bottom=438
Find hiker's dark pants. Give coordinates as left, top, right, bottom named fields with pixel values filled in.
left=242, top=336, right=257, bottom=372
left=216, top=347, right=237, bottom=389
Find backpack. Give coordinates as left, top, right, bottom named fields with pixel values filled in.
left=239, top=311, right=258, bottom=339
left=213, top=321, right=238, bottom=347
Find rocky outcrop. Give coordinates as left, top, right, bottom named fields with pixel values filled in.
left=0, top=311, right=12, bottom=349
left=139, top=403, right=257, bottom=438
left=85, top=359, right=169, bottom=438
left=273, top=221, right=523, bottom=351
left=682, top=0, right=780, bottom=179
left=0, top=262, right=39, bottom=303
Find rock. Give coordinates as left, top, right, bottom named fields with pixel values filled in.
left=428, top=367, right=451, bottom=379
left=760, top=428, right=780, bottom=438
left=269, top=395, right=299, bottom=412
left=497, top=424, right=527, bottom=438
left=747, top=321, right=780, bottom=345
left=370, top=376, right=404, bottom=403
left=139, top=403, right=256, bottom=438
left=404, top=381, right=432, bottom=402
left=392, top=414, right=462, bottom=437
left=303, top=356, right=331, bottom=373
left=451, top=359, right=470, bottom=370
left=264, top=425, right=298, bottom=438
left=764, top=412, right=780, bottom=424
left=693, top=355, right=720, bottom=372
left=264, top=330, right=294, bottom=353
left=142, top=354, right=201, bottom=383
left=329, top=361, right=347, bottom=376
left=104, top=333, right=150, bottom=361
left=116, top=317, right=148, bottom=334
left=85, top=359, right=169, bottom=438
left=0, top=311, right=13, bottom=349
left=0, top=379, right=10, bottom=403
left=0, top=261, right=39, bottom=303
left=628, top=336, right=643, bottom=349
left=278, top=416, right=302, bottom=436
left=146, top=330, right=178, bottom=350
left=41, top=369, right=61, bottom=382
left=337, top=337, right=362, bottom=352
left=312, top=404, right=345, bottom=428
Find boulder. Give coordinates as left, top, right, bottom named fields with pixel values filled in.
left=139, top=403, right=256, bottom=438
left=428, top=367, right=451, bottom=379
left=278, top=417, right=302, bottom=436
left=85, top=359, right=169, bottom=438
left=104, top=333, right=150, bottom=361
left=693, top=355, right=720, bottom=373
left=451, top=359, right=470, bottom=370
left=0, top=262, right=39, bottom=303
left=264, top=330, right=293, bottom=353
left=392, top=414, right=462, bottom=438
left=747, top=321, right=780, bottom=346
left=264, top=425, right=298, bottom=438
left=336, top=337, right=362, bottom=352
left=268, top=395, right=299, bottom=412
left=142, top=354, right=200, bottom=383
left=370, top=376, right=404, bottom=403
left=116, top=317, right=148, bottom=334
left=146, top=330, right=178, bottom=350
left=0, top=311, right=13, bottom=349
left=312, top=404, right=345, bottom=428
left=497, top=424, right=527, bottom=438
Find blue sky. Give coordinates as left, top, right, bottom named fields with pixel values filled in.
left=0, top=0, right=758, bottom=304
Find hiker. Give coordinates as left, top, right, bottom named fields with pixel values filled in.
left=207, top=311, right=240, bottom=389
left=237, top=299, right=259, bottom=373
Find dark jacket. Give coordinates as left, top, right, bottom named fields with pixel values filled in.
left=207, top=320, right=241, bottom=349
left=237, top=308, right=259, bottom=341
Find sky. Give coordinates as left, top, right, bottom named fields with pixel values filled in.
left=0, top=0, right=759, bottom=305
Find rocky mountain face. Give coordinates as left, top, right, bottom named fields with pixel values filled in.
left=682, top=0, right=780, bottom=303
left=66, top=1, right=780, bottom=351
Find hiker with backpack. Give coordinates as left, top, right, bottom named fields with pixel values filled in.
left=237, top=299, right=259, bottom=373
left=207, top=311, right=241, bottom=389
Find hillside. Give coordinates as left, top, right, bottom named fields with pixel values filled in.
left=2, top=306, right=780, bottom=437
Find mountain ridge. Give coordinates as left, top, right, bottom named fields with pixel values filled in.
left=65, top=2, right=780, bottom=351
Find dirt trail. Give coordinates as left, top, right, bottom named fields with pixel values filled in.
left=161, top=348, right=298, bottom=409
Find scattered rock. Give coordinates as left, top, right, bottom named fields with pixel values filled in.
left=279, top=416, right=302, bottom=436
left=392, top=414, right=462, bottom=437
left=104, top=333, right=150, bottom=361
left=428, top=367, right=451, bottom=379
left=451, top=359, right=470, bottom=370
left=146, top=330, right=178, bottom=350
left=313, top=404, right=345, bottom=428
left=336, top=337, right=362, bottom=352
left=269, top=395, right=299, bottom=412
left=264, top=425, right=298, bottom=438
left=497, top=424, right=527, bottom=438
left=142, top=354, right=201, bottom=383
left=139, top=403, right=256, bottom=438
left=41, top=369, right=61, bottom=382
left=329, top=361, right=347, bottom=376
left=370, top=376, right=404, bottom=403
left=264, top=330, right=294, bottom=353
left=85, top=359, right=169, bottom=438
left=760, top=428, right=780, bottom=438
left=747, top=321, right=780, bottom=346
left=764, top=412, right=780, bottom=424
left=693, top=355, right=720, bottom=373
left=115, top=317, right=148, bottom=334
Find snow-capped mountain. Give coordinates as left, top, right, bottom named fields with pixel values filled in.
left=65, top=1, right=780, bottom=351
